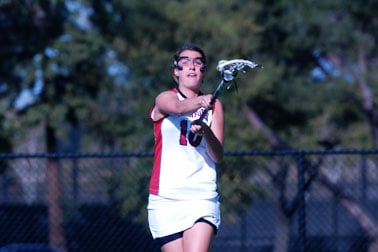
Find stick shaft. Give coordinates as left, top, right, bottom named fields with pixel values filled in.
left=197, top=79, right=225, bottom=123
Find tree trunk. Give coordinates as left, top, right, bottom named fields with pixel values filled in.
left=241, top=102, right=288, bottom=149
left=340, top=199, right=378, bottom=252
left=46, top=125, right=66, bottom=251
left=273, top=190, right=290, bottom=252
left=241, top=101, right=378, bottom=251
left=241, top=101, right=292, bottom=252
left=316, top=172, right=378, bottom=249
left=327, top=52, right=378, bottom=148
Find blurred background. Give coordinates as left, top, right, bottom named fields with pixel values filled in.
left=0, top=0, right=377, bottom=251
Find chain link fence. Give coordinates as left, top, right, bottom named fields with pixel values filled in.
left=0, top=150, right=377, bottom=252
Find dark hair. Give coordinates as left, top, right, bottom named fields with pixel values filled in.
left=173, top=44, right=207, bottom=65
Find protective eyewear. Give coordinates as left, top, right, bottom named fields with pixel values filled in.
left=178, top=57, right=205, bottom=67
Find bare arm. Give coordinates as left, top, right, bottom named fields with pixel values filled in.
left=152, top=90, right=212, bottom=120
left=192, top=100, right=224, bottom=163
left=153, top=89, right=224, bottom=162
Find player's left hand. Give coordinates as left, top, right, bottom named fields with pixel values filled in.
left=191, top=121, right=207, bottom=136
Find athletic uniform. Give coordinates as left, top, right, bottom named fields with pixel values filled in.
left=147, top=88, right=220, bottom=242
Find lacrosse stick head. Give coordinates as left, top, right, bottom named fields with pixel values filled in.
left=217, top=59, right=261, bottom=82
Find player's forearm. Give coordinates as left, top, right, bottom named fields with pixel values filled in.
left=203, top=127, right=224, bottom=163
left=172, top=97, right=203, bottom=115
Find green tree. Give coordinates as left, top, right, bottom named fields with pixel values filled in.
left=0, top=1, right=69, bottom=249
left=2, top=0, right=378, bottom=250
left=0, top=0, right=66, bottom=149
left=249, top=0, right=378, bottom=149
left=91, top=1, right=378, bottom=251
left=245, top=1, right=378, bottom=251
left=89, top=0, right=267, bottom=224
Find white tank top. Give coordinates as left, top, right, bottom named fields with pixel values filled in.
left=149, top=88, right=218, bottom=200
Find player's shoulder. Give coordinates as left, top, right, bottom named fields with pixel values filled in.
left=158, top=88, right=177, bottom=96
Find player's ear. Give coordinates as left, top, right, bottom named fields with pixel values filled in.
left=172, top=68, right=179, bottom=83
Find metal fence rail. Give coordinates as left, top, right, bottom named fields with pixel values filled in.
left=0, top=149, right=377, bottom=252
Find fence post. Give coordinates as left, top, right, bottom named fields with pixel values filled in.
left=297, top=152, right=306, bottom=252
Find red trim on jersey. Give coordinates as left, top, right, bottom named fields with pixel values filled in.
left=149, top=115, right=163, bottom=194
left=149, top=88, right=216, bottom=194
left=149, top=89, right=177, bottom=194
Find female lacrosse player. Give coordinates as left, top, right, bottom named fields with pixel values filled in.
left=147, top=44, right=224, bottom=252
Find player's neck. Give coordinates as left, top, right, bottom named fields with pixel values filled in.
left=176, top=86, right=201, bottom=98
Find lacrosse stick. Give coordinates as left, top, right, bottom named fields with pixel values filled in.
left=196, top=59, right=262, bottom=123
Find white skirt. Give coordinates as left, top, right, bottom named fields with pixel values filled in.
left=147, top=194, right=221, bottom=239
